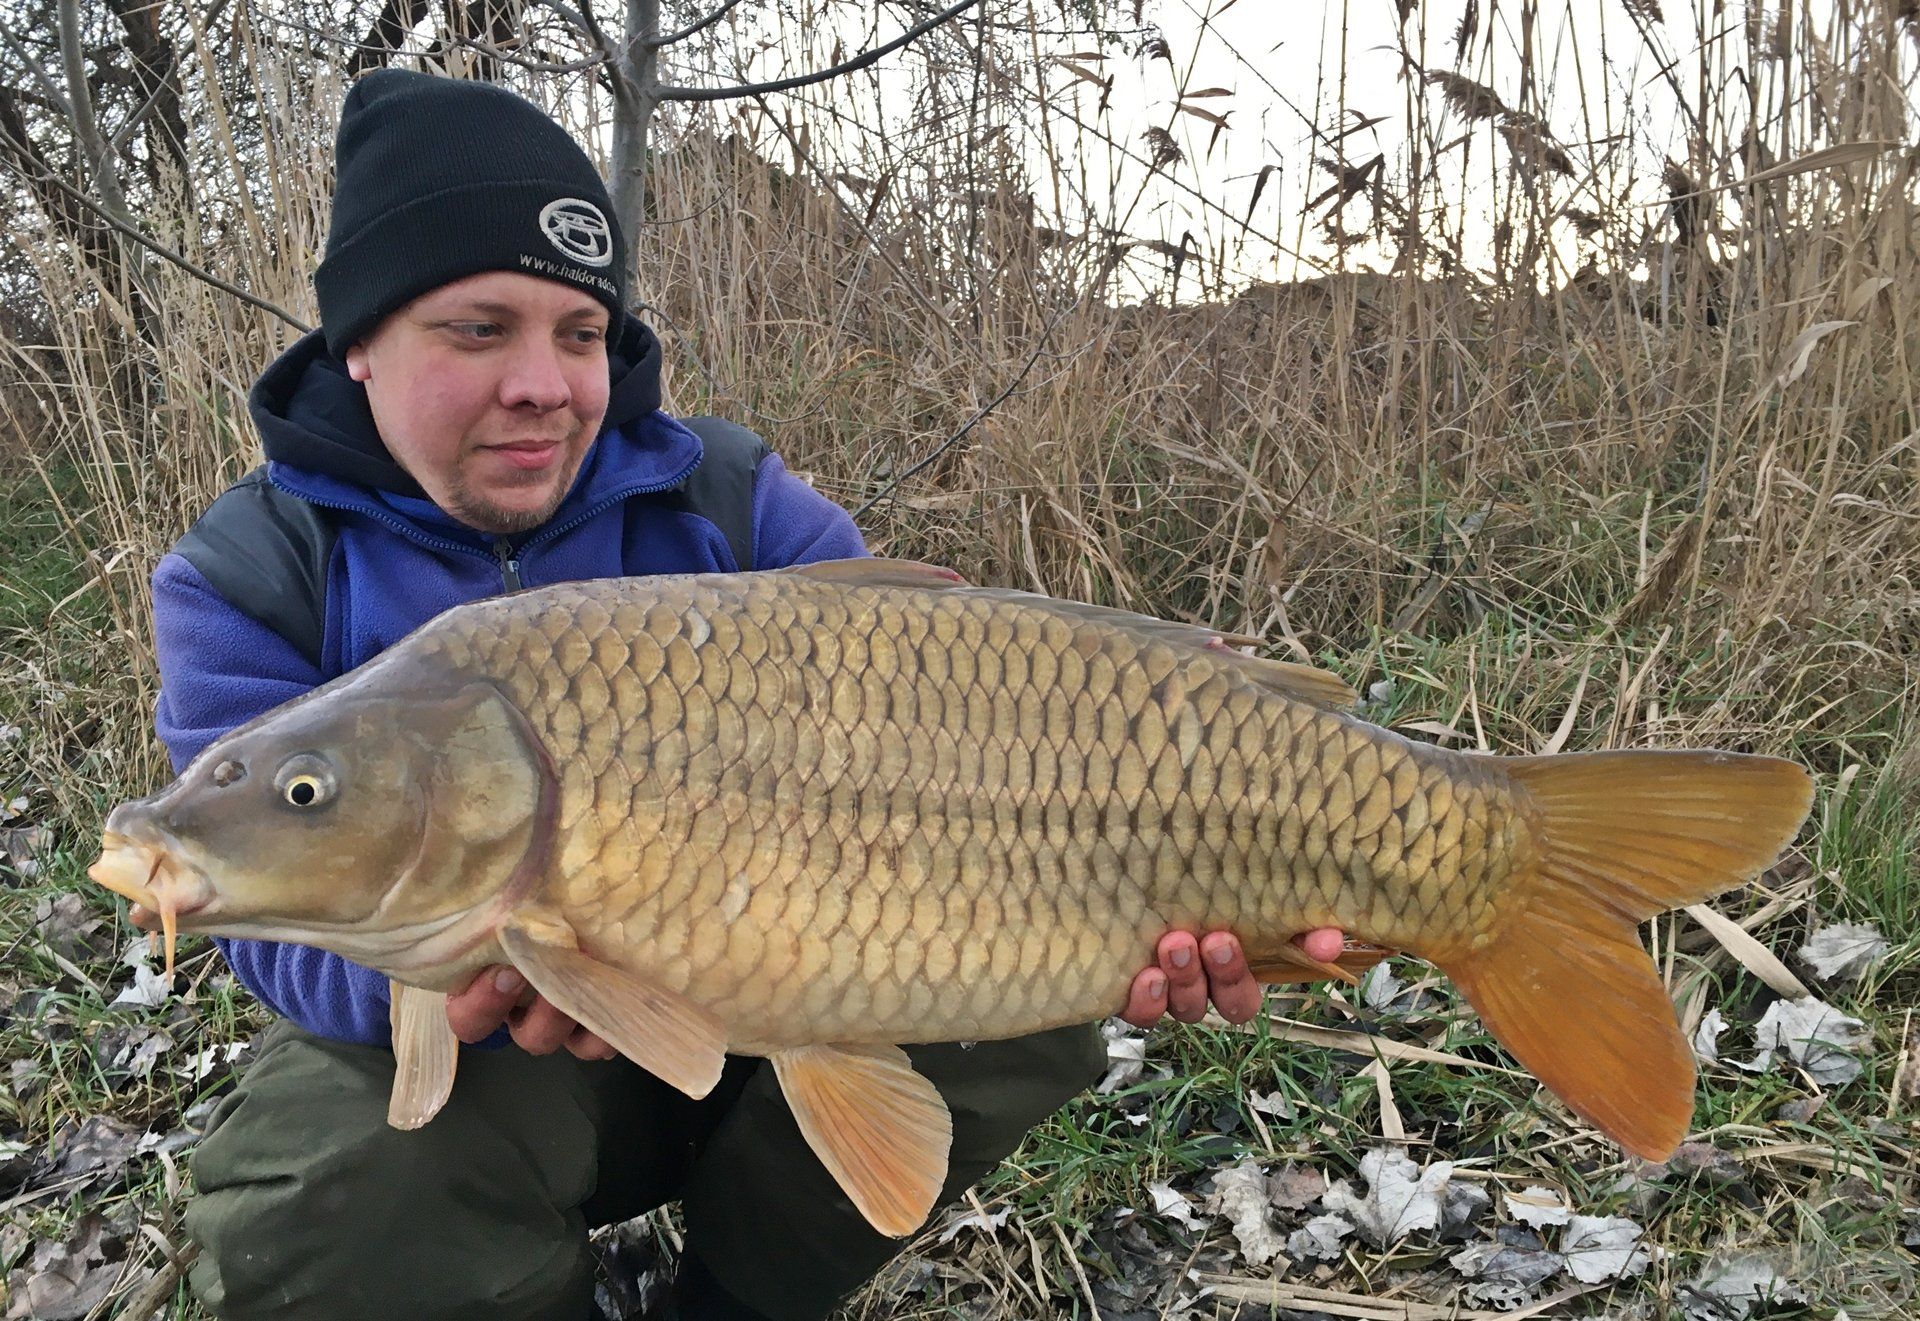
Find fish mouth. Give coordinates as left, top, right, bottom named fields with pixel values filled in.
left=89, top=831, right=215, bottom=975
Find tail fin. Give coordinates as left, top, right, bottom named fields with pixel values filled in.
left=1440, top=750, right=1813, bottom=1160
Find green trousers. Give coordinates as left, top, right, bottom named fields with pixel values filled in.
left=184, top=1018, right=1104, bottom=1321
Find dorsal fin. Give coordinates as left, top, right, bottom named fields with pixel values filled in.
left=776, top=558, right=970, bottom=589
left=774, top=558, right=1355, bottom=708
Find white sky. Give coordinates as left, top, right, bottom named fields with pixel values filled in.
left=669, top=0, right=1908, bottom=297
left=644, top=0, right=1734, bottom=295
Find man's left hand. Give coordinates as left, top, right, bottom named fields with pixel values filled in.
left=1120, top=927, right=1344, bottom=1028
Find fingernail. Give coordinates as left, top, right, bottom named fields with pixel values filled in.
left=1210, top=943, right=1234, bottom=967
left=495, top=970, right=526, bottom=995
left=1146, top=973, right=1166, bottom=998
left=1170, top=947, right=1192, bottom=969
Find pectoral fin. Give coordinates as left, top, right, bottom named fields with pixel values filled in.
left=498, top=922, right=727, bottom=1099
left=770, top=1043, right=953, bottom=1238
left=387, top=981, right=458, bottom=1130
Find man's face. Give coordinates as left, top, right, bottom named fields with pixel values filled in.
left=345, top=270, right=612, bottom=536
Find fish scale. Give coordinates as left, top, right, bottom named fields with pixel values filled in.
left=413, top=572, right=1513, bottom=1050
left=93, top=557, right=1815, bottom=1231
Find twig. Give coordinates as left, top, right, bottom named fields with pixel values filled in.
left=1047, top=1219, right=1099, bottom=1318
left=645, top=0, right=746, bottom=49
left=0, top=140, right=313, bottom=332
left=115, top=1240, right=202, bottom=1317
left=655, top=0, right=983, bottom=102
left=444, top=33, right=607, bottom=74
left=0, top=26, right=74, bottom=117
left=853, top=298, right=1082, bottom=520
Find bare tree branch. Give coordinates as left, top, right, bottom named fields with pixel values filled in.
left=645, top=0, right=744, bottom=49
left=541, top=0, right=615, bottom=62
left=101, top=0, right=191, bottom=186
left=654, top=0, right=983, bottom=103
left=347, top=0, right=433, bottom=74
left=2, top=141, right=313, bottom=332
left=55, top=0, right=133, bottom=218
left=107, top=61, right=173, bottom=154
left=443, top=32, right=605, bottom=73
left=0, top=26, right=75, bottom=118
left=0, top=84, right=128, bottom=292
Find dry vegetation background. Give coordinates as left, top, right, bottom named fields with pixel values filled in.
left=1, top=0, right=1918, bottom=1317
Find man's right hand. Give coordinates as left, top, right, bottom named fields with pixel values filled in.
left=445, top=966, right=618, bottom=1061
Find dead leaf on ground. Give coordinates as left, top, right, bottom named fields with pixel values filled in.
left=1265, top=1162, right=1324, bottom=1212
left=1205, top=1160, right=1286, bottom=1266
left=49, top=1115, right=141, bottom=1192
left=1357, top=962, right=1410, bottom=1014
left=1098, top=1021, right=1159, bottom=1094
left=1666, top=1142, right=1746, bottom=1185
left=0, top=1143, right=40, bottom=1199
left=1560, top=1215, right=1652, bottom=1284
left=3, top=1212, right=152, bottom=1321
left=1682, top=1253, right=1805, bottom=1319
left=1503, top=1185, right=1572, bottom=1228
left=1449, top=1239, right=1561, bottom=1308
left=1145, top=1179, right=1206, bottom=1230
left=1773, top=1096, right=1824, bottom=1124
left=33, top=894, right=108, bottom=965
left=95, top=1024, right=173, bottom=1085
left=1320, top=1148, right=1453, bottom=1247
left=934, top=1205, right=1009, bottom=1246
left=1797, top=922, right=1890, bottom=983
left=1439, top=1181, right=1491, bottom=1242
left=1732, top=997, right=1868, bottom=1086
left=109, top=940, right=172, bottom=1011
left=1245, top=1089, right=1295, bottom=1122
left=0, top=825, right=50, bottom=880
left=1285, top=1212, right=1352, bottom=1261
left=1693, top=1007, right=1726, bottom=1062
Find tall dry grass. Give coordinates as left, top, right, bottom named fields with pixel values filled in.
left=3, top=0, right=1916, bottom=836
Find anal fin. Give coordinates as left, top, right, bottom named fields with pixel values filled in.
left=387, top=981, right=458, bottom=1130
left=499, top=922, right=727, bottom=1099
left=771, top=1043, right=953, bottom=1238
left=1244, top=940, right=1391, bottom=986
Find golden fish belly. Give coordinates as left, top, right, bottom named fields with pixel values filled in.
left=420, top=573, right=1529, bottom=1052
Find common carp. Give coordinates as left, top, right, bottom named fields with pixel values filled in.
left=90, top=559, right=1812, bottom=1235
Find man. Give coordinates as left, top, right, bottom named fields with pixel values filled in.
left=152, top=70, right=1343, bottom=1320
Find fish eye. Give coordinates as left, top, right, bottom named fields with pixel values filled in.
left=273, top=755, right=337, bottom=811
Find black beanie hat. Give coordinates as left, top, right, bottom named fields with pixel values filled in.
left=314, top=70, right=627, bottom=356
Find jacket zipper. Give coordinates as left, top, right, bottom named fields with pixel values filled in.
left=493, top=539, right=522, bottom=591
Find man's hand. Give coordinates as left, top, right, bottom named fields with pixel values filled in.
left=1120, top=928, right=1345, bottom=1028
left=445, top=966, right=619, bottom=1060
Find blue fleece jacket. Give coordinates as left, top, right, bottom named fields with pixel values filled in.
left=152, top=322, right=866, bottom=1047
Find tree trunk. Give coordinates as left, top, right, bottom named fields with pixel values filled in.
left=102, top=0, right=192, bottom=195
left=610, top=0, right=659, bottom=289
left=349, top=0, right=434, bottom=74
left=0, top=81, right=130, bottom=295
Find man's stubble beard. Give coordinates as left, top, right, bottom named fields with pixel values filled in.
left=445, top=433, right=592, bottom=537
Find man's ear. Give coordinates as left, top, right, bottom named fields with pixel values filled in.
left=344, top=343, right=372, bottom=383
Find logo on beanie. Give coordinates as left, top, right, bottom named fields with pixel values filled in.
left=539, top=198, right=613, bottom=267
